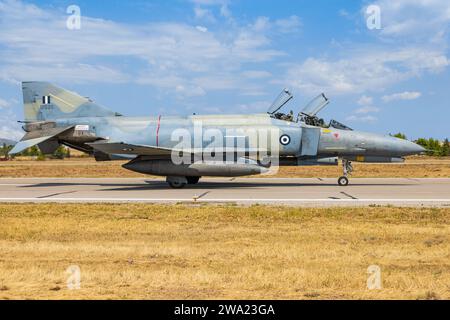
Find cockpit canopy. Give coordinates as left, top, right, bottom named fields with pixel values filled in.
left=267, top=89, right=353, bottom=131
left=300, top=93, right=329, bottom=117
left=267, top=88, right=293, bottom=115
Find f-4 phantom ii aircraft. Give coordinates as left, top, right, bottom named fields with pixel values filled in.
left=10, top=82, right=425, bottom=188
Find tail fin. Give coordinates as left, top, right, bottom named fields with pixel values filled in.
left=22, top=82, right=121, bottom=121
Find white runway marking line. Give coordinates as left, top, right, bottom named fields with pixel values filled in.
left=0, top=198, right=448, bottom=203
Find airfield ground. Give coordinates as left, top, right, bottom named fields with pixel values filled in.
left=0, top=156, right=449, bottom=178
left=0, top=156, right=448, bottom=300
left=0, top=204, right=448, bottom=300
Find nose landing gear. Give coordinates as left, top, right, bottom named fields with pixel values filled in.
left=338, top=159, right=353, bottom=186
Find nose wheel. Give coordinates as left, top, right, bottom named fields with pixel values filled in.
left=338, top=159, right=353, bottom=186
left=338, top=176, right=349, bottom=186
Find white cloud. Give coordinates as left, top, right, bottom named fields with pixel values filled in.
left=236, top=100, right=270, bottom=113
left=136, top=74, right=212, bottom=98
left=190, top=0, right=232, bottom=20
left=357, top=95, right=373, bottom=106
left=275, top=15, right=301, bottom=33
left=241, top=70, right=272, bottom=79
left=0, top=125, right=22, bottom=141
left=0, top=98, right=10, bottom=109
left=0, top=0, right=285, bottom=99
left=194, top=7, right=216, bottom=23
left=232, top=31, right=282, bottom=62
left=252, top=16, right=270, bottom=32
left=1, top=64, right=128, bottom=84
left=196, top=25, right=208, bottom=32
left=371, top=0, right=450, bottom=39
left=220, top=4, right=232, bottom=18
left=349, top=95, right=379, bottom=120
left=355, top=106, right=380, bottom=114
left=346, top=115, right=378, bottom=123
left=249, top=15, right=301, bottom=34
left=382, top=91, right=422, bottom=102
left=0, top=106, right=22, bottom=140
left=282, top=55, right=401, bottom=95
left=175, top=85, right=206, bottom=97
left=280, top=1, right=449, bottom=98
left=339, top=9, right=350, bottom=18
left=281, top=47, right=448, bottom=95
left=190, top=0, right=227, bottom=5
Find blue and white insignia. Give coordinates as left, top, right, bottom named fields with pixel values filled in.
left=280, top=134, right=291, bottom=145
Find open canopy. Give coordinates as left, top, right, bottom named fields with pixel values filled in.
left=300, top=93, right=329, bottom=117
left=267, top=88, right=293, bottom=114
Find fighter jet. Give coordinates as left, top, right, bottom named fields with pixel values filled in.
left=10, top=82, right=425, bottom=188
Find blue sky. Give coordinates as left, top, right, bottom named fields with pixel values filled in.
left=0, top=0, right=449, bottom=140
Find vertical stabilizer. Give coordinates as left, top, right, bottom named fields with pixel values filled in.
left=22, top=82, right=120, bottom=121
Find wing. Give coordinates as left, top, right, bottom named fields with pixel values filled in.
left=87, top=142, right=268, bottom=158
left=87, top=142, right=174, bottom=157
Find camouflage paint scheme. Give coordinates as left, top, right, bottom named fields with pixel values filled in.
left=10, top=82, right=425, bottom=187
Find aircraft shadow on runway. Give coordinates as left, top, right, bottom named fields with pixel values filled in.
left=20, top=181, right=414, bottom=191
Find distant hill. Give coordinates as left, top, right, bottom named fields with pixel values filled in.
left=0, top=138, right=17, bottom=146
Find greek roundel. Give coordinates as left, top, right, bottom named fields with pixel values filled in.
left=280, top=134, right=291, bottom=146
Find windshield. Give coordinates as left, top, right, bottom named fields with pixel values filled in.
left=329, top=119, right=353, bottom=131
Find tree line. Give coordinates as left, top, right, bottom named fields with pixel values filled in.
left=0, top=144, right=70, bottom=160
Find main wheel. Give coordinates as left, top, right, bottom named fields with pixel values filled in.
left=168, top=181, right=187, bottom=189
left=338, top=176, right=349, bottom=186
left=186, top=176, right=201, bottom=184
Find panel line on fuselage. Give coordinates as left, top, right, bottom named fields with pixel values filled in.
left=156, top=115, right=162, bottom=147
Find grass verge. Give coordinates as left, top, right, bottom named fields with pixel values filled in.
left=0, top=204, right=448, bottom=300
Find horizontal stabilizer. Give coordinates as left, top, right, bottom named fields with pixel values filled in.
left=9, top=136, right=54, bottom=155
left=9, top=125, right=74, bottom=155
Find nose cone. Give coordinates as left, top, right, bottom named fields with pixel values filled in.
left=392, top=138, right=426, bottom=156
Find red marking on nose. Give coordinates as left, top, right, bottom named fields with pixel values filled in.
left=334, top=133, right=339, bottom=139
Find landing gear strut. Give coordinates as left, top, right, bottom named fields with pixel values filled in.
left=186, top=176, right=201, bottom=185
left=338, top=159, right=353, bottom=186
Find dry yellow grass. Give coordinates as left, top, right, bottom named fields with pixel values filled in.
left=0, top=158, right=145, bottom=178
left=0, top=204, right=448, bottom=300
left=0, top=156, right=449, bottom=178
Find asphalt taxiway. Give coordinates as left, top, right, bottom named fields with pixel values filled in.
left=0, top=177, right=448, bottom=206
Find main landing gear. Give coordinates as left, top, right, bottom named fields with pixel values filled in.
left=166, top=176, right=201, bottom=188
left=338, top=159, right=353, bottom=186
left=186, top=176, right=201, bottom=185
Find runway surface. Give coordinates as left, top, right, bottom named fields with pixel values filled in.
left=0, top=177, right=449, bottom=206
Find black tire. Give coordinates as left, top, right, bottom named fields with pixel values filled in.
left=186, top=176, right=201, bottom=185
left=168, top=181, right=186, bottom=189
left=338, top=176, right=349, bottom=186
